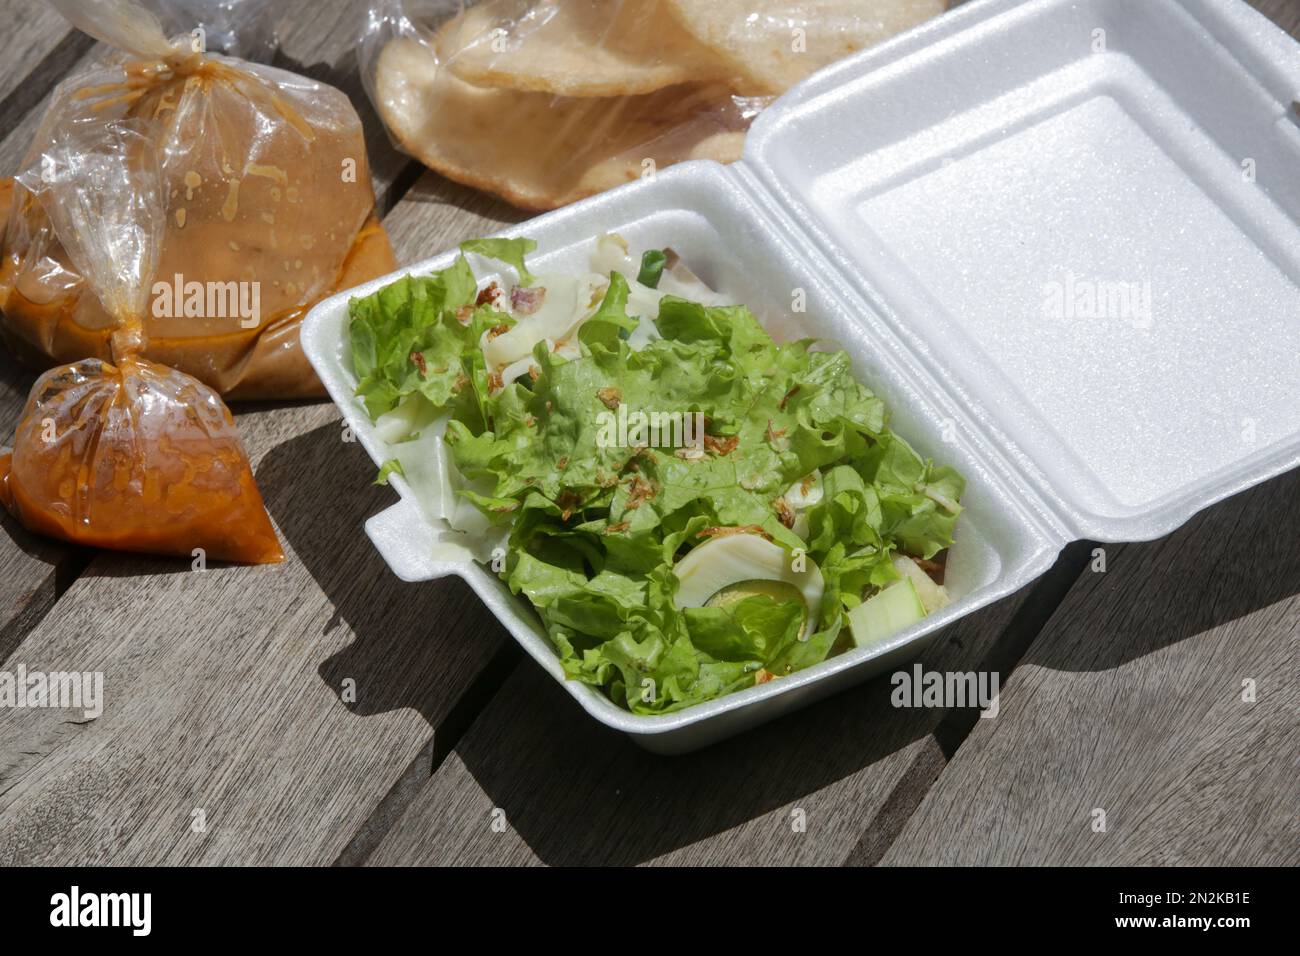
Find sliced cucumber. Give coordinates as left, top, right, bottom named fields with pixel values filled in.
left=848, top=578, right=926, bottom=649
left=674, top=533, right=823, bottom=639
left=705, top=579, right=805, bottom=612
left=891, top=554, right=950, bottom=615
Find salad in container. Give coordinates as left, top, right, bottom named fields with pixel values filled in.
left=345, top=233, right=963, bottom=714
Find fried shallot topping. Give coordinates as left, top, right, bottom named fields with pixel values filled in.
left=912, top=553, right=947, bottom=584
left=625, top=475, right=656, bottom=510
left=774, top=497, right=796, bottom=529
left=556, top=489, right=582, bottom=521
left=697, top=525, right=772, bottom=541
left=704, top=433, right=739, bottom=456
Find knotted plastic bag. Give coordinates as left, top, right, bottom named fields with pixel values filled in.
left=0, top=356, right=283, bottom=564
left=0, top=13, right=282, bottom=564
left=0, top=0, right=397, bottom=400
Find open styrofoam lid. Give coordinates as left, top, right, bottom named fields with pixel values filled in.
left=745, top=0, right=1300, bottom=542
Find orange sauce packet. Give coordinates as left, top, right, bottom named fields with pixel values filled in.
left=0, top=355, right=282, bottom=563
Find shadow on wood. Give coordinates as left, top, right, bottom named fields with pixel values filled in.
left=1022, top=470, right=1300, bottom=674
left=255, top=420, right=507, bottom=732
left=383, top=587, right=1032, bottom=866
left=0, top=341, right=38, bottom=429
left=429, top=656, right=952, bottom=865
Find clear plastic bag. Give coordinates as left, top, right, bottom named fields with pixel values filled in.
left=146, top=0, right=281, bottom=61
left=359, top=0, right=948, bottom=210
left=0, top=0, right=408, bottom=562
left=0, top=67, right=281, bottom=562
left=0, top=0, right=396, bottom=400
left=0, top=356, right=282, bottom=564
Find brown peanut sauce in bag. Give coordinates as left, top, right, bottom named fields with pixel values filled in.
left=0, top=1, right=394, bottom=563
left=0, top=47, right=397, bottom=400
left=0, top=193, right=396, bottom=399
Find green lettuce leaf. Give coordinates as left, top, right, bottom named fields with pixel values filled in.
left=373, top=459, right=404, bottom=486
left=348, top=256, right=481, bottom=419
left=460, top=237, right=538, bottom=286
left=636, top=249, right=668, bottom=288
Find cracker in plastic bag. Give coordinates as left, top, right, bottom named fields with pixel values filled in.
left=0, top=0, right=397, bottom=400
left=438, top=0, right=754, bottom=96
left=666, top=1, right=949, bottom=94
left=362, top=0, right=766, bottom=210
left=374, top=34, right=753, bottom=209
left=361, top=0, right=948, bottom=210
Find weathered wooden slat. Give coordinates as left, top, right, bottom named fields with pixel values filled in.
left=0, top=145, right=79, bottom=655
left=880, top=470, right=1300, bottom=866
left=1250, top=0, right=1300, bottom=37
left=0, top=399, right=506, bottom=864
left=382, top=170, right=529, bottom=256
left=364, top=584, right=1052, bottom=866
left=0, top=3, right=76, bottom=111
left=0, top=2, right=96, bottom=660
left=0, top=7, right=521, bottom=866
left=0, top=503, right=84, bottom=667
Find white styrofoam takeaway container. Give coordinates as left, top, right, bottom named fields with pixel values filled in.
left=303, top=0, right=1300, bottom=753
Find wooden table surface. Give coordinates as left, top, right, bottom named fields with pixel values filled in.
left=0, top=0, right=1296, bottom=867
